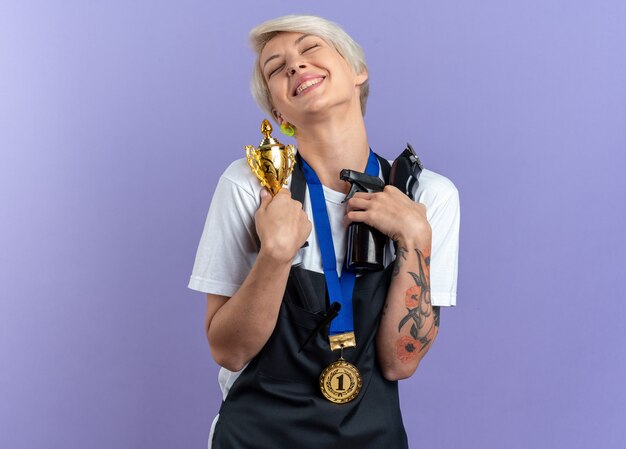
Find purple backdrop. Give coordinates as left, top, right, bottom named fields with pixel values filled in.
left=1, top=1, right=624, bottom=448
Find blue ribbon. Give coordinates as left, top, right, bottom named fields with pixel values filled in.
left=300, top=150, right=380, bottom=336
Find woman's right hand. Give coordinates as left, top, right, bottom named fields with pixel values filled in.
left=254, top=188, right=312, bottom=263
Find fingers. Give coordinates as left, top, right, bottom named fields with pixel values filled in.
left=344, top=190, right=428, bottom=239
left=258, top=188, right=272, bottom=210
left=258, top=187, right=293, bottom=211
left=269, top=188, right=293, bottom=207
left=254, top=186, right=311, bottom=261
left=345, top=192, right=378, bottom=225
left=349, top=191, right=374, bottom=201
left=274, top=188, right=292, bottom=198
left=345, top=209, right=374, bottom=226
left=346, top=196, right=371, bottom=212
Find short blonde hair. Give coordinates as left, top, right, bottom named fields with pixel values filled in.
left=249, top=15, right=369, bottom=120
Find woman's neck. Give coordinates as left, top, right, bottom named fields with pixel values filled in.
left=294, top=114, right=370, bottom=193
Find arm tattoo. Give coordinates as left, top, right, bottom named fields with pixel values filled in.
left=392, top=247, right=408, bottom=277
left=396, top=248, right=437, bottom=363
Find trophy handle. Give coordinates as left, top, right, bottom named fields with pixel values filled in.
left=246, top=146, right=270, bottom=191
left=283, top=145, right=296, bottom=185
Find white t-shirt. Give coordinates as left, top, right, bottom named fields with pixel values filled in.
left=188, top=156, right=460, bottom=446
left=189, top=157, right=460, bottom=303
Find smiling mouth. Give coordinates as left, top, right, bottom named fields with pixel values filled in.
left=294, top=77, right=325, bottom=96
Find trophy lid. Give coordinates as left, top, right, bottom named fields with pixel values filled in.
left=258, top=119, right=285, bottom=150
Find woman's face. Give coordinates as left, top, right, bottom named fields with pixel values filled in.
left=260, top=32, right=367, bottom=127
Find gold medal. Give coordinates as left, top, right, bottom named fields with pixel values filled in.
left=320, top=332, right=362, bottom=404
left=319, top=358, right=362, bottom=404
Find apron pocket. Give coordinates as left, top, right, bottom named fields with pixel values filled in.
left=257, top=301, right=333, bottom=383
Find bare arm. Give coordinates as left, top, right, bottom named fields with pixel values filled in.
left=346, top=186, right=436, bottom=380
left=205, top=188, right=311, bottom=371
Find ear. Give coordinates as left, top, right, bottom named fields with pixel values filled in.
left=355, top=68, right=369, bottom=86
left=272, top=109, right=284, bottom=125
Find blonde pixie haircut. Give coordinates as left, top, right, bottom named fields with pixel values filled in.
left=249, top=15, right=370, bottom=120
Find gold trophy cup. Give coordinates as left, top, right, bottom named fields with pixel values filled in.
left=245, top=119, right=296, bottom=196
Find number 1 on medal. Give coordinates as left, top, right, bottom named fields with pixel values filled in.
left=336, top=374, right=345, bottom=391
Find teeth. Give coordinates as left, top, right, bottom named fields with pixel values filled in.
left=296, top=78, right=323, bottom=95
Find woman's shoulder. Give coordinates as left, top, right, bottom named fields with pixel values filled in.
left=217, top=157, right=263, bottom=198
left=221, top=157, right=254, bottom=184
left=417, top=168, right=458, bottom=198
left=412, top=168, right=459, bottom=214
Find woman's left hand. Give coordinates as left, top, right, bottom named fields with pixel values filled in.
left=345, top=186, right=432, bottom=250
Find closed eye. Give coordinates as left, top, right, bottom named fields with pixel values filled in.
left=302, top=44, right=319, bottom=53
left=267, top=63, right=285, bottom=78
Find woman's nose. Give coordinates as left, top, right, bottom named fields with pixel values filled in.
left=288, top=64, right=307, bottom=76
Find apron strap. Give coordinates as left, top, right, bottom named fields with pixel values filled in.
left=291, top=152, right=307, bottom=205
left=376, top=154, right=391, bottom=184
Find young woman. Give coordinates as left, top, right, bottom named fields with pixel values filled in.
left=189, top=15, right=460, bottom=449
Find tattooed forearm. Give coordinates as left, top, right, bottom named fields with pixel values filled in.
left=396, top=248, right=437, bottom=363
left=392, top=247, right=408, bottom=277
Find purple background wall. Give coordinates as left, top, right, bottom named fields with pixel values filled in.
left=1, top=1, right=624, bottom=448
